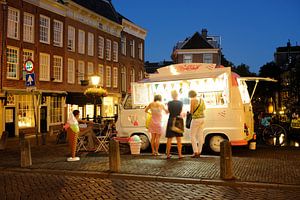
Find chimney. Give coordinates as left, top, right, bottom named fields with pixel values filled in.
left=201, top=28, right=208, bottom=39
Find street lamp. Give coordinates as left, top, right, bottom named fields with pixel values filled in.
left=91, top=75, right=100, bottom=122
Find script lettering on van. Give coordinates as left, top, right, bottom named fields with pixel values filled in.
left=175, top=63, right=216, bottom=72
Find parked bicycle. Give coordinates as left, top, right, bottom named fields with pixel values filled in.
left=260, top=114, right=287, bottom=146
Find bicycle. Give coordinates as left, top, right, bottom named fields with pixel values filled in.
left=262, top=122, right=287, bottom=146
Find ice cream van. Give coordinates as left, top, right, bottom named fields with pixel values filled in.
left=116, top=63, right=274, bottom=153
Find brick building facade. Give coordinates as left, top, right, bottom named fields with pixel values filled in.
left=171, top=29, right=221, bottom=65
left=0, top=0, right=147, bottom=138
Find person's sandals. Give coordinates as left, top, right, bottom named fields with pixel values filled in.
left=191, top=153, right=200, bottom=158
left=166, top=155, right=172, bottom=159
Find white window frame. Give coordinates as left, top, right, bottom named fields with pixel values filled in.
left=106, top=39, right=111, bottom=61
left=203, top=53, right=213, bottom=63
left=121, top=67, right=126, bottom=92
left=39, top=53, right=50, bottom=81
left=98, top=36, right=104, bottom=59
left=23, top=12, right=34, bottom=43
left=139, top=70, right=144, bottom=80
left=87, top=62, right=94, bottom=86
left=138, top=43, right=143, bottom=60
left=183, top=54, right=193, bottom=63
left=67, top=26, right=75, bottom=51
left=130, top=40, right=135, bottom=58
left=53, top=20, right=63, bottom=47
left=113, top=67, right=118, bottom=88
left=39, top=15, right=50, bottom=44
left=67, top=58, right=75, bottom=84
left=121, top=36, right=126, bottom=55
left=23, top=49, right=34, bottom=81
left=78, top=60, right=85, bottom=84
left=6, top=46, right=19, bottom=79
left=7, top=7, right=19, bottom=39
left=98, top=64, right=104, bottom=87
left=53, top=55, right=63, bottom=82
left=78, top=29, right=85, bottom=54
left=106, top=66, right=111, bottom=87
left=88, top=32, right=94, bottom=56
left=130, top=68, right=135, bottom=83
left=113, top=41, right=118, bottom=62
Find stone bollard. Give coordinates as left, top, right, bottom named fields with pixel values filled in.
left=20, top=138, right=32, bottom=167
left=220, top=140, right=234, bottom=180
left=0, top=131, right=9, bottom=150
left=109, top=139, right=120, bottom=173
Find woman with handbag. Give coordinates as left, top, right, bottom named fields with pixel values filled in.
left=145, top=94, right=168, bottom=156
left=188, top=90, right=206, bottom=158
left=166, top=90, right=184, bottom=159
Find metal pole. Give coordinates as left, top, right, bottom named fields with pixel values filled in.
left=93, top=97, right=97, bottom=122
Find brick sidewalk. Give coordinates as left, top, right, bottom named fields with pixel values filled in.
left=1, top=136, right=300, bottom=187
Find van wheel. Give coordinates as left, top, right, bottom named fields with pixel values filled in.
left=206, top=134, right=226, bottom=154
left=138, top=134, right=150, bottom=151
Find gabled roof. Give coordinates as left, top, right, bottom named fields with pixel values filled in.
left=72, top=0, right=120, bottom=24
left=181, top=32, right=214, bottom=49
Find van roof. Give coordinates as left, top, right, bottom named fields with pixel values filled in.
left=140, top=63, right=231, bottom=83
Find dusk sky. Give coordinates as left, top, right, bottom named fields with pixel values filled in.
left=113, top=0, right=300, bottom=73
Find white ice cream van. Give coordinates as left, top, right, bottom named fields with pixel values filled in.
left=116, top=63, right=273, bottom=153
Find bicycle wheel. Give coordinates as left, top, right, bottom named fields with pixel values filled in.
left=262, top=124, right=287, bottom=146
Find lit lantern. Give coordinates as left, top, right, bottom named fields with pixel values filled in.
left=267, top=97, right=274, bottom=114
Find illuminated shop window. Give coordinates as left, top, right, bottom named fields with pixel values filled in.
left=18, top=95, right=34, bottom=128
left=50, top=96, right=62, bottom=123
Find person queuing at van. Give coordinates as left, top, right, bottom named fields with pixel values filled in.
left=188, top=90, right=206, bottom=158
left=166, top=90, right=184, bottom=159
left=145, top=94, right=168, bottom=156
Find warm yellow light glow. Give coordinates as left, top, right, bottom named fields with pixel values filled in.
left=91, top=75, right=100, bottom=86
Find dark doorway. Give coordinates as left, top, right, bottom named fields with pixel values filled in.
left=5, top=107, right=15, bottom=137
left=40, top=106, right=47, bottom=133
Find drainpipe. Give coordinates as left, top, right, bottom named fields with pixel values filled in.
left=1, top=0, right=8, bottom=94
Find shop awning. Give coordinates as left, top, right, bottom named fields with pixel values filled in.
left=66, top=92, right=92, bottom=105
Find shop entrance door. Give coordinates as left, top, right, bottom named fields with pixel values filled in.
left=40, top=106, right=47, bottom=133
left=5, top=107, right=15, bottom=137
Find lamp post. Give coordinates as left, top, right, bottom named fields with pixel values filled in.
left=91, top=75, right=100, bottom=122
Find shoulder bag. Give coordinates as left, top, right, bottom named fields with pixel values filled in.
left=186, top=99, right=201, bottom=129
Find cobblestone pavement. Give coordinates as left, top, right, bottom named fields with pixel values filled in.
left=1, top=171, right=300, bottom=200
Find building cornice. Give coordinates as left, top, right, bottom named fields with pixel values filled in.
left=24, top=0, right=123, bottom=38
left=67, top=1, right=122, bottom=37
left=176, top=49, right=220, bottom=54
left=122, top=19, right=147, bottom=40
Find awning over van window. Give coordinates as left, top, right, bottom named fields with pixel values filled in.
left=141, top=69, right=228, bottom=83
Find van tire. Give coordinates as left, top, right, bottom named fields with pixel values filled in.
left=206, top=134, right=227, bottom=155
left=135, top=134, right=150, bottom=151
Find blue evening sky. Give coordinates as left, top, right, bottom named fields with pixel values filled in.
left=112, top=0, right=300, bottom=73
